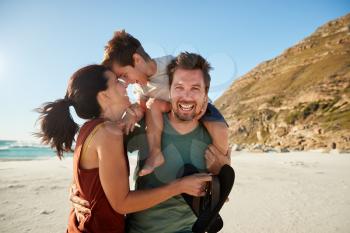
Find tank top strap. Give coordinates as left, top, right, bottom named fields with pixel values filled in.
left=73, top=118, right=105, bottom=191
left=81, top=122, right=105, bottom=158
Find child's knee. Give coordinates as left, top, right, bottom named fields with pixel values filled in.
left=148, top=99, right=171, bottom=112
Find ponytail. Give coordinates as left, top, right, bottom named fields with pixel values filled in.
left=36, top=64, right=109, bottom=158
left=36, top=98, right=79, bottom=159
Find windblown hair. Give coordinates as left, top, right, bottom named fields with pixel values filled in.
left=167, top=52, right=212, bottom=93
left=102, top=29, right=151, bottom=68
left=36, top=65, right=108, bottom=158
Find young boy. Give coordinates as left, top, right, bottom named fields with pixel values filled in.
left=102, top=30, right=229, bottom=176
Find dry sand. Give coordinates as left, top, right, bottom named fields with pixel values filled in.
left=0, top=152, right=349, bottom=233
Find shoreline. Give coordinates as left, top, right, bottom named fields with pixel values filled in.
left=1, top=152, right=350, bottom=232
left=1, top=149, right=349, bottom=162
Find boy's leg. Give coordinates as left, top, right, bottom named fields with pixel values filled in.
left=139, top=99, right=171, bottom=176
left=202, top=121, right=229, bottom=156
left=201, top=103, right=229, bottom=174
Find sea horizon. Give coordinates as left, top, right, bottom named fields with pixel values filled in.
left=0, top=139, right=71, bottom=160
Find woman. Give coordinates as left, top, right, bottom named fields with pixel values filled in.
left=36, top=65, right=211, bottom=233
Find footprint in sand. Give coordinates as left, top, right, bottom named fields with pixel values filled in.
left=40, top=210, right=55, bottom=215
left=7, top=184, right=26, bottom=189
left=0, top=213, right=6, bottom=218
left=34, top=185, right=45, bottom=191
left=50, top=185, right=64, bottom=190
left=289, top=161, right=308, bottom=168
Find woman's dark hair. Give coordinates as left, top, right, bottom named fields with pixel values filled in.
left=36, top=65, right=109, bottom=158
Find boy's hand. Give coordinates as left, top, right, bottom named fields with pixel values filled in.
left=122, top=108, right=138, bottom=135
left=122, top=103, right=145, bottom=135
left=129, top=103, right=144, bottom=121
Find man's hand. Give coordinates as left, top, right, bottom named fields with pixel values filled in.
left=69, top=183, right=91, bottom=223
left=205, top=144, right=231, bottom=175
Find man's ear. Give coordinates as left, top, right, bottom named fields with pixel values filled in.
left=204, top=95, right=208, bottom=103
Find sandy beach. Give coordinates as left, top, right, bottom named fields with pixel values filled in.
left=1, top=152, right=350, bottom=233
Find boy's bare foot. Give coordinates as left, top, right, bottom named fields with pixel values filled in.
left=139, top=150, right=165, bottom=176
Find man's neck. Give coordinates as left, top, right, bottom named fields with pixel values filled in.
left=167, top=112, right=199, bottom=135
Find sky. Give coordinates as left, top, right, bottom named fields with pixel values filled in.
left=0, top=0, right=349, bottom=141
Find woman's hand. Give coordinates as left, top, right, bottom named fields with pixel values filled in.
left=69, top=183, right=91, bottom=222
left=177, top=173, right=212, bottom=196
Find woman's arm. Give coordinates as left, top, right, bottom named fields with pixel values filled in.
left=96, top=123, right=211, bottom=214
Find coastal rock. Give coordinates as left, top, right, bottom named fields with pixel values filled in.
left=215, top=13, right=350, bottom=151
left=275, top=127, right=288, bottom=137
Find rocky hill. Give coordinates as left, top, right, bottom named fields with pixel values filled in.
left=215, top=13, right=350, bottom=152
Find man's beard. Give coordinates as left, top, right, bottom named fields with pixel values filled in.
left=173, top=109, right=196, bottom=121
left=170, top=95, right=207, bottom=122
left=172, top=101, right=201, bottom=121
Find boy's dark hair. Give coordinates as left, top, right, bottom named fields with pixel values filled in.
left=102, top=30, right=151, bottom=68
left=167, top=52, right=212, bottom=93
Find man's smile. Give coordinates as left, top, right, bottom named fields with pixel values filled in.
left=178, top=103, right=195, bottom=112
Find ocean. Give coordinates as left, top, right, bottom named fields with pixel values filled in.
left=0, top=140, right=72, bottom=159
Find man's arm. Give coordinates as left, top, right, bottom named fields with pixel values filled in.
left=205, top=144, right=231, bottom=175
left=69, top=180, right=91, bottom=221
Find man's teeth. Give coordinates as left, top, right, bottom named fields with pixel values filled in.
left=179, top=103, right=194, bottom=111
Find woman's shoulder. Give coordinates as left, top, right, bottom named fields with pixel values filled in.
left=94, top=121, right=124, bottom=143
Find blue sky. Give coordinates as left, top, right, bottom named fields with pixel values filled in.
left=0, top=0, right=349, bottom=141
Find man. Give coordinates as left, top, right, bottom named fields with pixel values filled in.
left=102, top=30, right=229, bottom=176
left=71, top=52, right=230, bottom=233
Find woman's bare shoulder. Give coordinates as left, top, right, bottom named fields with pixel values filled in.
left=95, top=121, right=124, bottom=143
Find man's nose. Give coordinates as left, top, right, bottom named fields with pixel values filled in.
left=181, top=91, right=194, bottom=100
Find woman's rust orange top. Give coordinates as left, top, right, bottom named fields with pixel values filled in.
left=67, top=119, right=126, bottom=233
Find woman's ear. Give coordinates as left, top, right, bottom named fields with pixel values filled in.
left=97, top=90, right=109, bottom=110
